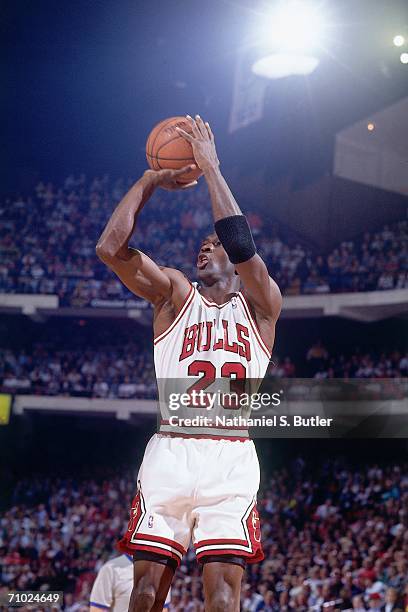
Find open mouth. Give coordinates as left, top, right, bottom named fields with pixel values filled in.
left=197, top=255, right=209, bottom=269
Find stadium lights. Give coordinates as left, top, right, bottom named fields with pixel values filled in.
left=250, top=1, right=325, bottom=79
left=252, top=53, right=319, bottom=78
left=393, top=35, right=405, bottom=47
left=266, top=1, right=325, bottom=52
left=400, top=52, right=408, bottom=64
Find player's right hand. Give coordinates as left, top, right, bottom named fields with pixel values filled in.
left=144, top=165, right=198, bottom=191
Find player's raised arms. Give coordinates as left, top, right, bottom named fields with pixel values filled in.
left=96, top=166, right=195, bottom=306
left=177, top=115, right=282, bottom=349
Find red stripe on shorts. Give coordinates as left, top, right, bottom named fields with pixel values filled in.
left=135, top=533, right=186, bottom=555
left=196, top=547, right=264, bottom=564
left=194, top=538, right=248, bottom=548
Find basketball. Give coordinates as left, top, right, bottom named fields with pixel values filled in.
left=146, top=116, right=203, bottom=184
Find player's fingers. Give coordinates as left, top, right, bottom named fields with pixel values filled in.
left=162, top=179, right=197, bottom=191
left=173, top=164, right=196, bottom=176
left=205, top=121, right=214, bottom=142
left=175, top=127, right=194, bottom=142
left=194, top=114, right=207, bottom=138
left=181, top=180, right=198, bottom=189
left=185, top=115, right=201, bottom=138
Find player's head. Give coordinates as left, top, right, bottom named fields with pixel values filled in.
left=197, top=233, right=238, bottom=286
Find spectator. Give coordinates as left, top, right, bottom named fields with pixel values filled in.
left=1, top=176, right=407, bottom=302
left=381, top=587, right=402, bottom=611
left=2, top=339, right=405, bottom=399
left=0, top=458, right=406, bottom=609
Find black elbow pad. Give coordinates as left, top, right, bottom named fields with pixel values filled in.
left=214, top=215, right=256, bottom=264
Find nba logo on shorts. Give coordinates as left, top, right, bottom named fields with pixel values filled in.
left=148, top=515, right=154, bottom=528
left=251, top=509, right=261, bottom=543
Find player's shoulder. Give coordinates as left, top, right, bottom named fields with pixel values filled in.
left=158, top=267, right=192, bottom=292
left=154, top=267, right=194, bottom=313
left=159, top=266, right=189, bottom=281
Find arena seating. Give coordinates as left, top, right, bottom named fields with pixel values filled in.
left=1, top=339, right=406, bottom=398
left=1, top=175, right=407, bottom=304
left=1, top=458, right=406, bottom=610
left=1, top=175, right=407, bottom=612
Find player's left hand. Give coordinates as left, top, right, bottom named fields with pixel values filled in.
left=144, top=166, right=198, bottom=191
left=176, top=115, right=220, bottom=173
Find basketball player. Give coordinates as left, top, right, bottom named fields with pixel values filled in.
left=96, top=114, right=282, bottom=612
left=89, top=553, right=170, bottom=611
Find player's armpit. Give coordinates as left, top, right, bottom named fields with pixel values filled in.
left=98, top=247, right=172, bottom=304
left=235, top=254, right=282, bottom=321
left=90, top=606, right=110, bottom=611
left=99, top=247, right=191, bottom=308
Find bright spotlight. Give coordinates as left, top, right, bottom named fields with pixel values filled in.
left=393, top=35, right=405, bottom=47
left=250, top=1, right=325, bottom=79
left=252, top=53, right=319, bottom=79
left=400, top=52, right=408, bottom=64
left=367, top=122, right=375, bottom=131
left=265, top=1, right=325, bottom=52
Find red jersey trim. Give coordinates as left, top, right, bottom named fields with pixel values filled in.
left=200, top=293, right=237, bottom=309
left=154, top=284, right=195, bottom=345
left=238, top=293, right=271, bottom=358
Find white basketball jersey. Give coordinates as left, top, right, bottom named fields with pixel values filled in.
left=154, top=283, right=271, bottom=439
left=90, top=554, right=171, bottom=610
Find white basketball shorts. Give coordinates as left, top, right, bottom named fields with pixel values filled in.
left=117, top=434, right=264, bottom=567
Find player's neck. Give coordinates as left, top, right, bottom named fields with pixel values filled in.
left=198, top=278, right=240, bottom=305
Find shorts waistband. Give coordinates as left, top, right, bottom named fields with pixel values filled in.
left=158, top=430, right=251, bottom=442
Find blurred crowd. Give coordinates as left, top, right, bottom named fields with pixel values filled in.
left=0, top=343, right=156, bottom=399
left=298, top=341, right=408, bottom=380
left=0, top=458, right=407, bottom=611
left=1, top=339, right=407, bottom=398
left=0, top=174, right=407, bottom=305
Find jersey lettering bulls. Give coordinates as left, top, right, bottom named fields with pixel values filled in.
left=154, top=283, right=271, bottom=439
left=179, top=320, right=251, bottom=362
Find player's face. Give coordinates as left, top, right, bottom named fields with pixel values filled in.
left=197, top=233, right=235, bottom=279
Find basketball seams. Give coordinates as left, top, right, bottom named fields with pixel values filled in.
left=146, top=153, right=195, bottom=162
left=146, top=117, right=174, bottom=157
left=150, top=155, right=161, bottom=171
left=154, top=156, right=192, bottom=184
left=155, top=131, right=192, bottom=156
left=146, top=117, right=179, bottom=159
left=146, top=116, right=198, bottom=181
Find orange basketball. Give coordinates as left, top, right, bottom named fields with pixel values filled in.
left=146, top=116, right=203, bottom=184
